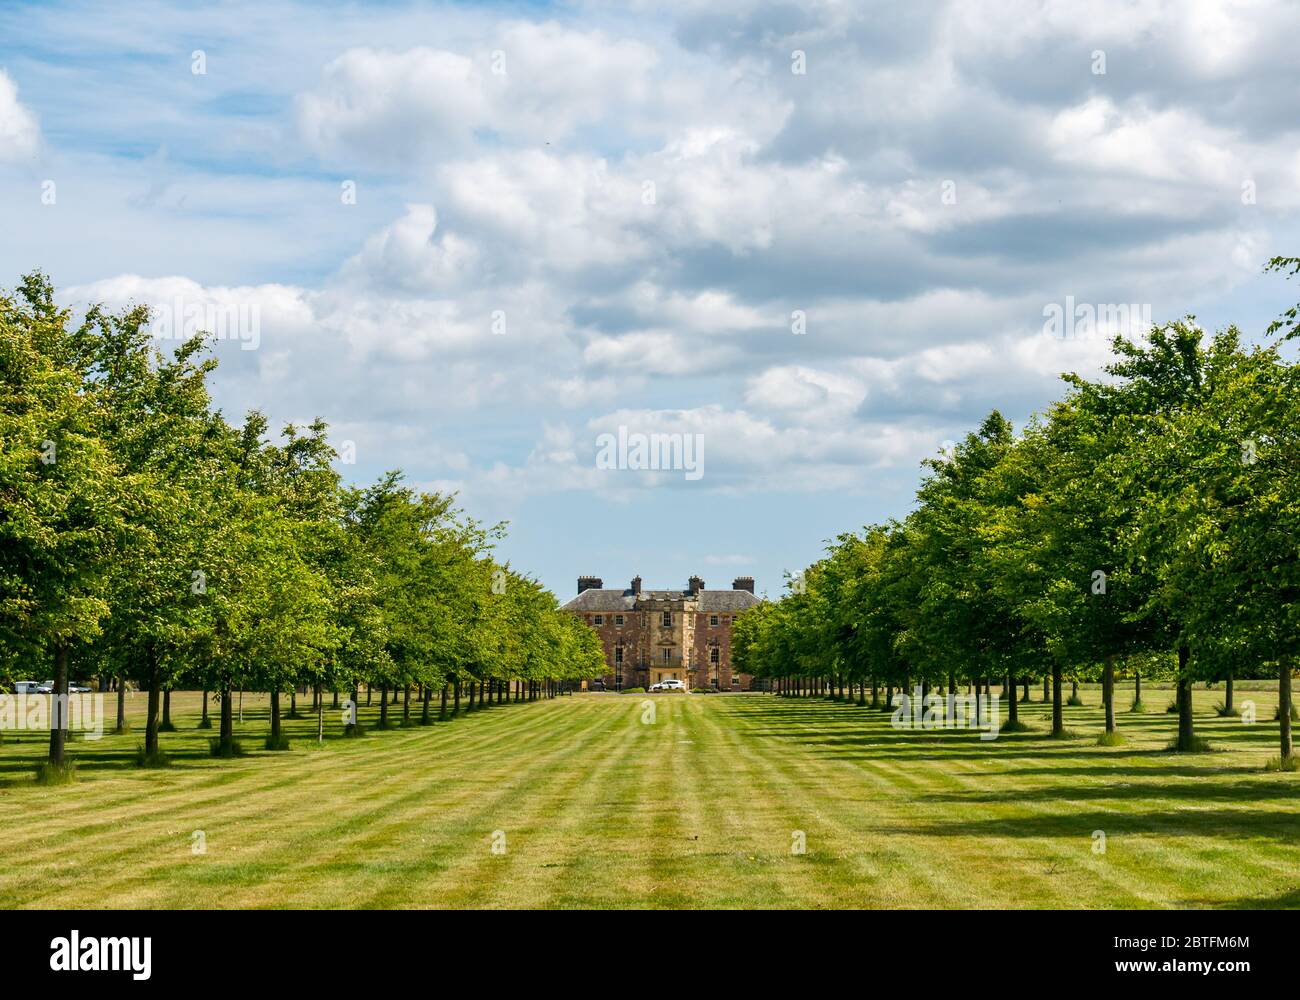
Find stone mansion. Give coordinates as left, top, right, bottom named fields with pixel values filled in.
left=562, top=575, right=761, bottom=691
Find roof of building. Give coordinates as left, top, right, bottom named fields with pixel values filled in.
left=561, top=588, right=761, bottom=613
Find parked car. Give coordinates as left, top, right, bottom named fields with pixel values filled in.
left=650, top=679, right=686, bottom=692
left=11, top=680, right=40, bottom=694
left=36, top=680, right=54, bottom=694
left=68, top=682, right=92, bottom=693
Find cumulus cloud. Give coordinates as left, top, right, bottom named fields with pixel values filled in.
left=24, top=0, right=1300, bottom=526
left=0, top=70, right=40, bottom=162
left=296, top=22, right=658, bottom=165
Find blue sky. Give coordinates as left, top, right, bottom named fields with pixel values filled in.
left=2, top=0, right=1299, bottom=600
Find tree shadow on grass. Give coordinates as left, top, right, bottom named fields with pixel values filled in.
left=907, top=807, right=1300, bottom=843
left=1211, top=887, right=1300, bottom=909
left=920, top=777, right=1299, bottom=805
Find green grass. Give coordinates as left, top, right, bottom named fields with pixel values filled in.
left=0, top=685, right=1297, bottom=908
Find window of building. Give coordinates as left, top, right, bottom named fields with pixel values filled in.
left=615, top=646, right=624, bottom=664
left=615, top=673, right=623, bottom=686
left=710, top=614, right=719, bottom=627
left=662, top=648, right=671, bottom=663
left=662, top=611, right=672, bottom=627
left=615, top=614, right=624, bottom=626
left=594, top=614, right=603, bottom=625
left=710, top=647, right=720, bottom=664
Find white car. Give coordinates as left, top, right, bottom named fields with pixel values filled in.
left=11, top=681, right=41, bottom=694
left=36, top=680, right=54, bottom=694
left=68, top=682, right=92, bottom=693
left=650, top=679, right=686, bottom=692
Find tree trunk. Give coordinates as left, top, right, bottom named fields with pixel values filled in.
left=379, top=685, right=390, bottom=727
left=1103, top=656, right=1116, bottom=734
left=290, top=688, right=297, bottom=717
left=421, top=685, right=431, bottom=724
left=1280, top=660, right=1293, bottom=760
left=1022, top=678, right=1029, bottom=702
left=440, top=685, right=449, bottom=719
left=1005, top=671, right=1018, bottom=725
left=1135, top=671, right=1142, bottom=705
left=48, top=643, right=70, bottom=765
left=870, top=677, right=879, bottom=708
left=116, top=677, right=126, bottom=732
left=1176, top=646, right=1195, bottom=751
left=402, top=684, right=411, bottom=725
left=1043, top=674, right=1049, bottom=702
left=270, top=689, right=281, bottom=743
left=1224, top=669, right=1234, bottom=715
left=200, top=687, right=209, bottom=728
left=220, top=686, right=233, bottom=747
left=316, top=694, right=324, bottom=743
left=1051, top=663, right=1063, bottom=736
left=162, top=688, right=172, bottom=728
left=453, top=678, right=461, bottom=714
left=145, top=652, right=161, bottom=756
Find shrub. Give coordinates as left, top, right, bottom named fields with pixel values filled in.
left=196, top=717, right=213, bottom=729
left=1215, top=702, right=1235, bottom=717
left=1000, top=719, right=1033, bottom=733
left=158, top=721, right=177, bottom=733
left=1265, top=754, right=1300, bottom=772
left=1129, top=700, right=1147, bottom=714
left=692, top=687, right=715, bottom=694
left=34, top=761, right=77, bottom=785
left=1095, top=731, right=1125, bottom=747
left=1274, top=704, right=1300, bottom=722
left=208, top=737, right=245, bottom=758
left=134, top=744, right=171, bottom=768
left=113, top=721, right=132, bottom=735
left=1165, top=700, right=1179, bottom=714
left=342, top=723, right=366, bottom=738
left=1164, top=736, right=1215, bottom=753
left=263, top=733, right=291, bottom=751
left=1066, top=694, right=1085, bottom=707
left=620, top=687, right=646, bottom=694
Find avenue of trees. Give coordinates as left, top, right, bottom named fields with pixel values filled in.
left=0, top=273, right=605, bottom=774
left=734, top=303, right=1300, bottom=765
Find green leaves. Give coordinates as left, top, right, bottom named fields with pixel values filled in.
left=1, top=272, right=590, bottom=724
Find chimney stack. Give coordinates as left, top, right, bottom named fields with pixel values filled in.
left=688, top=575, right=704, bottom=595
left=630, top=575, right=642, bottom=595
left=732, top=576, right=755, bottom=593
left=577, top=575, right=603, bottom=594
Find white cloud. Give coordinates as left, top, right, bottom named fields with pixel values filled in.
left=296, top=23, right=658, bottom=165
left=0, top=70, right=40, bottom=162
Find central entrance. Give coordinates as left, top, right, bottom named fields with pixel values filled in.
left=650, top=667, right=687, bottom=688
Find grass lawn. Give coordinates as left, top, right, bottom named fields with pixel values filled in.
left=0, top=685, right=1297, bottom=909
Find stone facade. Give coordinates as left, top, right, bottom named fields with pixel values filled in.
left=562, top=575, right=761, bottom=690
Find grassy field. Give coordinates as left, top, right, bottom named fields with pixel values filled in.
left=0, top=685, right=1297, bottom=909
